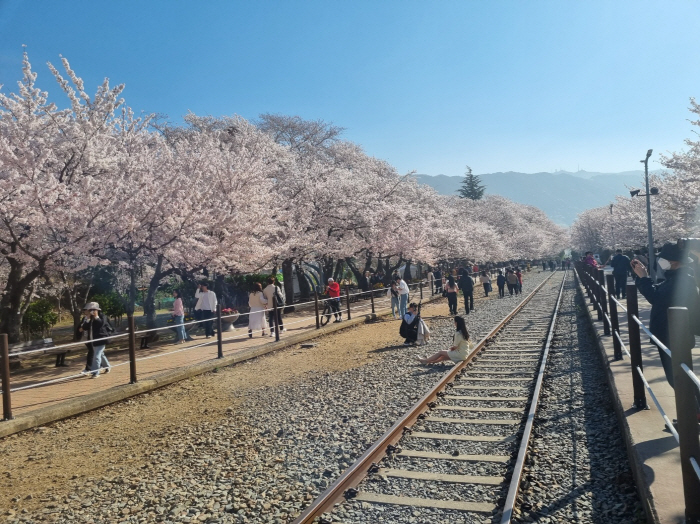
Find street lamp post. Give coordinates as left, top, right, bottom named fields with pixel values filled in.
left=641, top=149, right=655, bottom=281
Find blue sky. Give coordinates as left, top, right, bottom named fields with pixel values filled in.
left=1, top=1, right=699, bottom=176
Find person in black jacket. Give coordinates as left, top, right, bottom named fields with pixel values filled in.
left=433, top=268, right=443, bottom=295
left=78, top=302, right=112, bottom=378
left=496, top=270, right=507, bottom=298
left=459, top=271, right=474, bottom=313
left=609, top=249, right=631, bottom=299
left=632, top=243, right=700, bottom=392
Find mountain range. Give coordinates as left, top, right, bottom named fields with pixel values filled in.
left=413, top=170, right=660, bottom=226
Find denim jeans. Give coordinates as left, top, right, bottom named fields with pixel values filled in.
left=391, top=296, right=400, bottom=316
left=91, top=344, right=110, bottom=376
left=399, top=294, right=409, bottom=317
left=173, top=315, right=186, bottom=341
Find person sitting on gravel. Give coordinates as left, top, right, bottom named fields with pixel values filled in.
left=417, top=316, right=472, bottom=364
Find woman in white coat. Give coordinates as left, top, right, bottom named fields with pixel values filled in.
left=248, top=282, right=268, bottom=338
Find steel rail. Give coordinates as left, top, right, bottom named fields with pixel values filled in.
left=500, top=269, right=568, bottom=524
left=292, top=270, right=560, bottom=524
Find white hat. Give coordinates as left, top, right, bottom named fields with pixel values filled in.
left=327, top=278, right=334, bottom=283
left=83, top=302, right=101, bottom=310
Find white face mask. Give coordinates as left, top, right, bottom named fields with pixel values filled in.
left=658, top=258, right=671, bottom=271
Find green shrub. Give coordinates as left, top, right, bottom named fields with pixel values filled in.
left=90, top=292, right=126, bottom=321
left=22, top=299, right=59, bottom=340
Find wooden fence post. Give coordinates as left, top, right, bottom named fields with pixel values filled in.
left=606, top=274, right=623, bottom=360
left=626, top=284, right=647, bottom=409
left=127, top=315, right=137, bottom=384
left=1, top=334, right=12, bottom=421
left=669, top=307, right=700, bottom=523
left=345, top=286, right=351, bottom=320
left=273, top=296, right=280, bottom=342
left=598, top=269, right=609, bottom=333
left=314, top=291, right=320, bottom=329
left=216, top=304, right=223, bottom=359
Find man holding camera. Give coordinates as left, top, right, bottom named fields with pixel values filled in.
left=631, top=242, right=700, bottom=393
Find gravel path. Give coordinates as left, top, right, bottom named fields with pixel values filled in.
left=1, top=272, right=553, bottom=524
left=513, top=274, right=646, bottom=524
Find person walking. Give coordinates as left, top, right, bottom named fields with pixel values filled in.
left=194, top=283, right=217, bottom=338
left=397, top=275, right=410, bottom=318
left=78, top=302, right=112, bottom=378
left=171, top=289, right=189, bottom=344
left=427, top=268, right=435, bottom=295
left=515, top=268, right=523, bottom=294
left=496, top=269, right=507, bottom=298
left=459, top=270, right=474, bottom=313
left=248, top=282, right=268, bottom=337
left=263, top=277, right=285, bottom=337
left=480, top=270, right=491, bottom=297
left=445, top=276, right=459, bottom=315
left=542, top=260, right=547, bottom=272
left=326, top=277, right=343, bottom=322
left=609, top=249, right=631, bottom=299
left=506, top=269, right=518, bottom=296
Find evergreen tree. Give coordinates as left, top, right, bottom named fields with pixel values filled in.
left=457, top=166, right=486, bottom=200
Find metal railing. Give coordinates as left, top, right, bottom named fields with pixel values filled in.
left=0, top=281, right=429, bottom=422
left=575, top=262, right=700, bottom=520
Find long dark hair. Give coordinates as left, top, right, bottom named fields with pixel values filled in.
left=447, top=276, right=455, bottom=287
left=173, top=289, right=181, bottom=299
left=454, top=315, right=469, bottom=340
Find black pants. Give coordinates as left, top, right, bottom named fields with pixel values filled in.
left=268, top=309, right=284, bottom=330
left=201, top=310, right=214, bottom=337
left=447, top=292, right=458, bottom=314
left=483, top=283, right=490, bottom=297
left=497, top=284, right=505, bottom=298
left=507, top=284, right=515, bottom=295
left=613, top=272, right=627, bottom=299
left=329, top=297, right=341, bottom=318
left=463, top=291, right=474, bottom=312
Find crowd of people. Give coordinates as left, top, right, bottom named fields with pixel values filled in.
left=580, top=241, right=700, bottom=419
left=77, top=258, right=563, bottom=378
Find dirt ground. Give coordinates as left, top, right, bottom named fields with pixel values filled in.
left=0, top=294, right=474, bottom=516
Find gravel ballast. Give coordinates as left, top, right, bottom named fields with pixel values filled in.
left=1, top=271, right=584, bottom=524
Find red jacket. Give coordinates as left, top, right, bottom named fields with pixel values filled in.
left=327, top=282, right=341, bottom=298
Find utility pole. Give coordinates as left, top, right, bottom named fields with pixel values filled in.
left=641, top=149, right=655, bottom=281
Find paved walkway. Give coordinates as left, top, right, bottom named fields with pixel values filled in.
left=580, top=274, right=700, bottom=524
left=7, top=293, right=396, bottom=416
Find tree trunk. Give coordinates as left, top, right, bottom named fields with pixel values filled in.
left=126, top=264, right=138, bottom=316
left=143, top=256, right=164, bottom=330
left=321, top=256, right=335, bottom=283
left=282, top=258, right=294, bottom=304
left=0, top=254, right=41, bottom=344
left=333, top=259, right=345, bottom=283
left=403, top=260, right=412, bottom=281
left=297, top=263, right=312, bottom=301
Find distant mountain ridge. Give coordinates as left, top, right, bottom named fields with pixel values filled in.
left=413, top=170, right=662, bottom=226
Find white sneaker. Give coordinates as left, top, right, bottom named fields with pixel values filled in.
left=90, top=374, right=99, bottom=379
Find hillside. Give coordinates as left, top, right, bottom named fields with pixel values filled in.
left=414, top=170, right=653, bottom=226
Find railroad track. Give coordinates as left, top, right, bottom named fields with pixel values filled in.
left=294, top=270, right=568, bottom=524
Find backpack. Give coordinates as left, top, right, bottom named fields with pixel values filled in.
left=274, top=286, right=285, bottom=307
